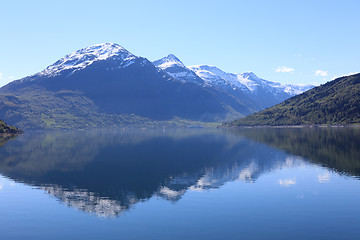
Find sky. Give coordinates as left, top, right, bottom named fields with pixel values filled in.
left=1, top=0, right=359, bottom=87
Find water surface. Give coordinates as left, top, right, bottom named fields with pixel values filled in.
left=0, top=127, right=359, bottom=239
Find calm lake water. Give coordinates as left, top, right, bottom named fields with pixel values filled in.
left=0, top=127, right=359, bottom=240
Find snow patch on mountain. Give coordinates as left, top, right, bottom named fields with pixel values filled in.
left=153, top=54, right=203, bottom=84
left=189, top=65, right=250, bottom=92
left=153, top=54, right=185, bottom=69
left=188, top=65, right=227, bottom=85
left=280, top=84, right=315, bottom=95
left=39, top=43, right=137, bottom=77
left=190, top=66, right=314, bottom=95
left=229, top=73, right=259, bottom=92
left=236, top=72, right=314, bottom=95
left=154, top=55, right=314, bottom=97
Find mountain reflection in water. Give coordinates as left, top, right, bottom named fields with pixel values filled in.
left=0, top=127, right=359, bottom=217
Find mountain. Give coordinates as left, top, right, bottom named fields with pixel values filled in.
left=153, top=55, right=314, bottom=110
left=153, top=54, right=204, bottom=85
left=188, top=65, right=249, bottom=91
left=225, top=73, right=360, bottom=126
left=0, top=43, right=259, bottom=130
left=188, top=65, right=314, bottom=109
left=152, top=54, right=262, bottom=117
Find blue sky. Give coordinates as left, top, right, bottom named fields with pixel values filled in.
left=1, top=0, right=359, bottom=87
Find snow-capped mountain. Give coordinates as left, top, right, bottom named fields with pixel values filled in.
left=190, top=66, right=314, bottom=108
left=0, top=43, right=315, bottom=129
left=153, top=54, right=204, bottom=85
left=189, top=65, right=314, bottom=96
left=0, top=43, right=257, bottom=129
left=230, top=71, right=314, bottom=95
left=154, top=54, right=314, bottom=109
left=39, top=43, right=138, bottom=77
left=188, top=65, right=250, bottom=91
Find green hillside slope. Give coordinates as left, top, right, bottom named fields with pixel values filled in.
left=0, top=120, right=22, bottom=134
left=226, top=73, right=360, bottom=126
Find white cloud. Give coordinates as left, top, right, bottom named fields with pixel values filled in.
left=315, top=70, right=328, bottom=77
left=275, top=66, right=295, bottom=73
left=9, top=75, right=14, bottom=80
left=278, top=178, right=296, bottom=187
left=0, top=72, right=3, bottom=79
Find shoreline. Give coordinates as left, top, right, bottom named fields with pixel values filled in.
left=223, top=124, right=360, bottom=129
left=0, top=131, right=23, bottom=137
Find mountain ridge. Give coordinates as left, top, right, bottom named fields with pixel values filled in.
left=0, top=43, right=315, bottom=130
left=153, top=54, right=204, bottom=85
left=225, top=73, right=360, bottom=126
left=0, top=43, right=255, bottom=129
left=154, top=55, right=314, bottom=110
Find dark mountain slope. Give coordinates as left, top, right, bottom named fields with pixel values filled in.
left=226, top=73, right=360, bottom=126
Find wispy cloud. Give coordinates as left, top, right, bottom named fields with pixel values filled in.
left=315, top=70, right=328, bottom=77
left=9, top=75, right=14, bottom=80
left=278, top=178, right=296, bottom=187
left=275, top=66, right=295, bottom=73
left=0, top=72, right=3, bottom=80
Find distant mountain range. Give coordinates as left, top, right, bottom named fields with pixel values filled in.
left=154, top=54, right=313, bottom=110
left=226, top=73, right=360, bottom=126
left=0, top=43, right=313, bottom=129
